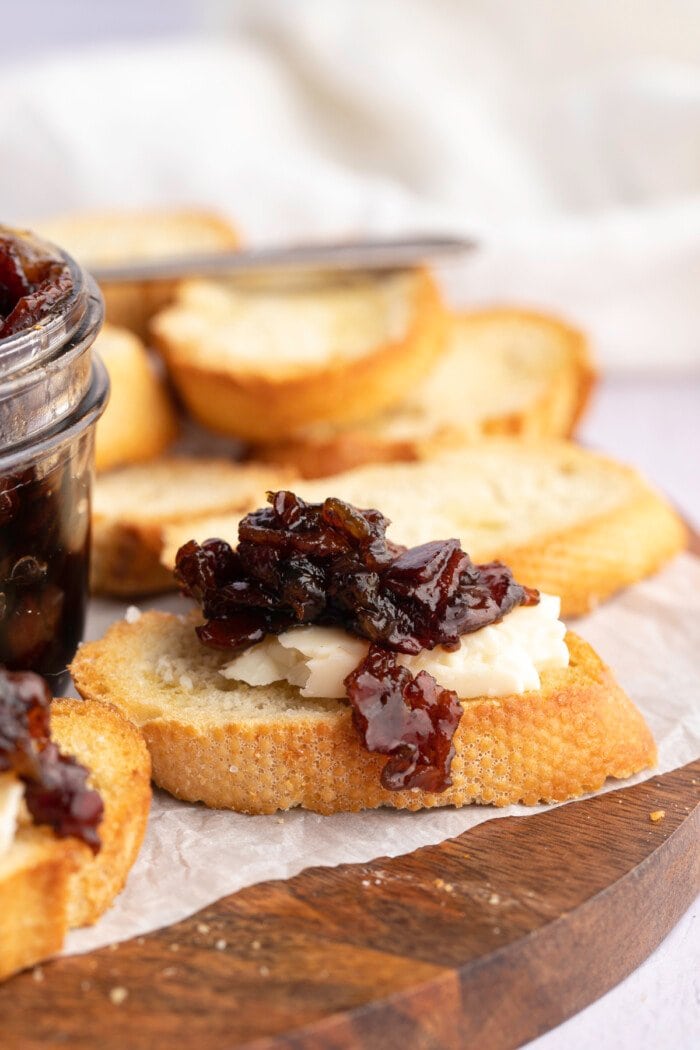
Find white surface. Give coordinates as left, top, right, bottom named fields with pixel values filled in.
left=2, top=4, right=700, bottom=370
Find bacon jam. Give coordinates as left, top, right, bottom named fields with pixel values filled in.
left=0, top=667, right=103, bottom=850
left=0, top=230, right=73, bottom=338
left=175, top=491, right=539, bottom=792
left=0, top=461, right=91, bottom=681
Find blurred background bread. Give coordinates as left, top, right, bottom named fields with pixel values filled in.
left=256, top=307, right=595, bottom=476
left=93, top=324, right=178, bottom=473
left=150, top=267, right=447, bottom=441
left=38, top=208, right=240, bottom=338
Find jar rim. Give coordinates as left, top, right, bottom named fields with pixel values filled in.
left=0, top=231, right=90, bottom=380
left=0, top=227, right=105, bottom=454
left=0, top=356, right=109, bottom=472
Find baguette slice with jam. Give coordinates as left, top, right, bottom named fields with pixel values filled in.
left=0, top=695, right=151, bottom=981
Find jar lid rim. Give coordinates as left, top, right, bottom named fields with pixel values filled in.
left=0, top=235, right=89, bottom=380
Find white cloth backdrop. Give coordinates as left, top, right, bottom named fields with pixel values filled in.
left=1, top=0, right=700, bottom=370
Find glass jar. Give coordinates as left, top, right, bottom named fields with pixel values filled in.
left=0, top=230, right=107, bottom=690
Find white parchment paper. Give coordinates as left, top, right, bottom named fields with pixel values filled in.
left=64, top=554, right=700, bottom=955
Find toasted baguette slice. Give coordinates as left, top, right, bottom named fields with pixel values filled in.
left=71, top=611, right=656, bottom=815
left=0, top=699, right=151, bottom=980
left=38, top=209, right=240, bottom=338
left=150, top=268, right=447, bottom=442
left=95, top=324, right=179, bottom=473
left=92, top=457, right=292, bottom=597
left=257, top=308, right=596, bottom=477
left=161, top=440, right=686, bottom=618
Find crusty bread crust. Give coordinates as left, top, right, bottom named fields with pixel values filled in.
left=71, top=612, right=656, bottom=816
left=0, top=700, right=151, bottom=980
left=50, top=699, right=151, bottom=927
left=39, top=209, right=240, bottom=338
left=496, top=482, right=687, bottom=616
left=0, top=829, right=80, bottom=982
left=95, top=324, right=179, bottom=473
left=151, top=269, right=448, bottom=442
left=256, top=308, right=597, bottom=478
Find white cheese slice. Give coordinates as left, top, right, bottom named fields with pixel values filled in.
left=0, top=773, right=24, bottom=859
left=220, top=593, right=569, bottom=699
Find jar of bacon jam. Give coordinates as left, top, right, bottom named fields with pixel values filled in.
left=0, top=226, right=107, bottom=689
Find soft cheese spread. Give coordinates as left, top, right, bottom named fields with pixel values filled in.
left=221, top=593, right=568, bottom=699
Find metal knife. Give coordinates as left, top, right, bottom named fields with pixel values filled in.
left=89, top=233, right=476, bottom=283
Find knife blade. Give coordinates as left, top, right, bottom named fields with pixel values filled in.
left=88, top=233, right=476, bottom=283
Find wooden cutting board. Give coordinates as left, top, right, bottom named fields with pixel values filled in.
left=2, top=760, right=698, bottom=1050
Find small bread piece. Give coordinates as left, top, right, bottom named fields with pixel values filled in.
left=38, top=209, right=240, bottom=338
left=95, top=324, right=179, bottom=473
left=0, top=699, right=151, bottom=980
left=92, top=457, right=292, bottom=597
left=150, top=268, right=447, bottom=442
left=71, top=611, right=656, bottom=815
left=161, top=440, right=686, bottom=617
left=258, top=308, right=596, bottom=477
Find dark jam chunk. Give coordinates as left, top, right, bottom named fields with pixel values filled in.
left=345, top=646, right=463, bottom=792
left=0, top=462, right=90, bottom=682
left=0, top=232, right=73, bottom=338
left=175, top=491, right=538, bottom=655
left=0, top=667, right=102, bottom=850
left=175, top=491, right=540, bottom=792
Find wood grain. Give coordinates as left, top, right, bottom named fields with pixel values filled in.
left=2, top=759, right=698, bottom=1050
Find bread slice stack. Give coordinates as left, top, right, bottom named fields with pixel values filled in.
left=38, top=208, right=240, bottom=338
left=0, top=698, right=151, bottom=980
left=160, top=440, right=686, bottom=617
left=257, top=308, right=595, bottom=476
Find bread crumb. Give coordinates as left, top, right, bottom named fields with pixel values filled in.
left=32, top=967, right=44, bottom=983
left=125, top=605, right=142, bottom=624
left=251, top=940, right=261, bottom=950
left=649, top=809, right=666, bottom=822
left=489, top=893, right=500, bottom=905
left=179, top=674, right=194, bottom=691
left=109, top=987, right=128, bottom=1006
left=434, top=878, right=453, bottom=892
left=197, top=923, right=210, bottom=934
left=361, top=879, right=371, bottom=887
left=170, top=943, right=180, bottom=952
left=259, top=965, right=270, bottom=977
left=228, top=765, right=238, bottom=774
left=215, top=938, right=227, bottom=951
left=161, top=967, right=178, bottom=978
